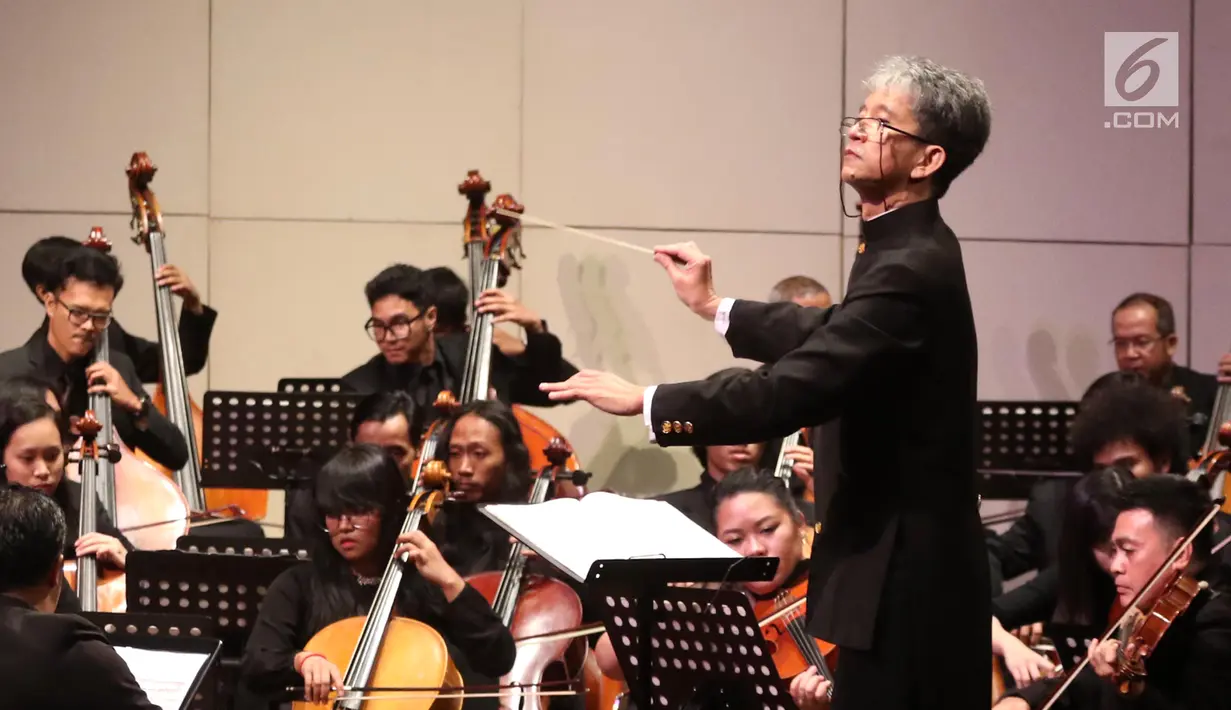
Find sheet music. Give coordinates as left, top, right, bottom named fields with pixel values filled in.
left=481, top=491, right=739, bottom=581
left=114, top=646, right=210, bottom=710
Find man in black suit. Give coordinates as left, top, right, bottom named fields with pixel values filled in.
left=342, top=263, right=578, bottom=423
left=0, top=484, right=157, bottom=709
left=541, top=55, right=992, bottom=710
left=0, top=245, right=188, bottom=471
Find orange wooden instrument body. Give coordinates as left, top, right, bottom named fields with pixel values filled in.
left=751, top=577, right=838, bottom=680
left=1113, top=570, right=1205, bottom=696
left=141, top=384, right=269, bottom=519
left=62, top=560, right=127, bottom=612
left=293, top=616, right=461, bottom=710
left=68, top=432, right=190, bottom=551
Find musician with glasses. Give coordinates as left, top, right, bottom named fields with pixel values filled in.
left=1086, top=293, right=1231, bottom=460
left=0, top=245, right=187, bottom=472
left=342, top=264, right=577, bottom=422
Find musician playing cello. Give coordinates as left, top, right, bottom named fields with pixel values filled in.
left=996, top=475, right=1231, bottom=709
left=237, top=443, right=515, bottom=709
left=20, top=236, right=218, bottom=386
left=0, top=244, right=187, bottom=471
left=541, top=55, right=992, bottom=710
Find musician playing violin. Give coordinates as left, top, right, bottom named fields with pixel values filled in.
left=0, top=485, right=156, bottom=710
left=342, top=263, right=578, bottom=419
left=997, top=475, right=1231, bottom=710
left=237, top=443, right=515, bottom=709
left=595, top=469, right=834, bottom=709
left=21, top=236, right=218, bottom=386
left=0, top=245, right=188, bottom=471
left=0, top=378, right=134, bottom=614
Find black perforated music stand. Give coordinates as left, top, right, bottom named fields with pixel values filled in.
left=977, top=400, right=1082, bottom=499
left=199, top=390, right=365, bottom=504
left=80, top=612, right=220, bottom=710
left=1043, top=623, right=1101, bottom=673
left=126, top=550, right=306, bottom=658
left=277, top=378, right=356, bottom=395
left=586, top=557, right=792, bottom=710
left=177, top=535, right=311, bottom=560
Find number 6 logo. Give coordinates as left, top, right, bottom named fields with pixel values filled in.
left=1115, top=37, right=1169, bottom=102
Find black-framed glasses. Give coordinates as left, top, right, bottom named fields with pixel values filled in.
left=55, top=298, right=113, bottom=329
left=1110, top=335, right=1163, bottom=353
left=840, top=116, right=932, bottom=145
left=365, top=311, right=424, bottom=341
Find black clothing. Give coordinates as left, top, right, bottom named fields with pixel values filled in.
left=238, top=562, right=515, bottom=710
left=341, top=330, right=579, bottom=421
left=648, top=200, right=988, bottom=709
left=1086, top=364, right=1218, bottom=463
left=1010, top=578, right=1231, bottom=709
left=656, top=470, right=816, bottom=535
left=54, top=478, right=137, bottom=558
left=0, top=595, right=157, bottom=709
left=107, top=307, right=217, bottom=383
left=0, top=323, right=189, bottom=471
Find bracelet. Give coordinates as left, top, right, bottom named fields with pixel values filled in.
left=295, top=652, right=324, bottom=673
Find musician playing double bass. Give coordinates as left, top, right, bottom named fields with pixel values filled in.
left=341, top=263, right=578, bottom=420
left=21, top=235, right=218, bottom=386
left=996, top=475, right=1231, bottom=709
left=0, top=244, right=188, bottom=471
left=541, top=56, right=993, bottom=710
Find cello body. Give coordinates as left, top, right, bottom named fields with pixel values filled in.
left=293, top=616, right=462, bottom=710
left=62, top=560, right=127, bottom=613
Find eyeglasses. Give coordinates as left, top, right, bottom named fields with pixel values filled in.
left=322, top=510, right=379, bottom=531
left=56, top=298, right=113, bottom=329
left=1110, top=336, right=1163, bottom=353
left=840, top=116, right=932, bottom=145
left=365, top=311, right=424, bottom=342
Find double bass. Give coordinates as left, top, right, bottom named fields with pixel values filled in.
left=456, top=171, right=585, bottom=497
left=772, top=428, right=814, bottom=504
left=62, top=410, right=126, bottom=612
left=465, top=438, right=598, bottom=710
left=74, top=230, right=191, bottom=552
left=126, top=151, right=269, bottom=522
left=294, top=459, right=461, bottom=710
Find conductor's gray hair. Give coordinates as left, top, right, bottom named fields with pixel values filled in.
left=864, top=56, right=992, bottom=198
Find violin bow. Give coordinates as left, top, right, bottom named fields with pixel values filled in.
left=1038, top=499, right=1223, bottom=710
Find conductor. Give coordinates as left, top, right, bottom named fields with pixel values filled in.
left=541, top=55, right=993, bottom=710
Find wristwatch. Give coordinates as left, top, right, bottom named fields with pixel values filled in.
left=135, top=395, right=152, bottom=419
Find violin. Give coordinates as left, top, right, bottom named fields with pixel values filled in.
left=72, top=230, right=191, bottom=552
left=126, top=152, right=268, bottom=522
left=1188, top=420, right=1231, bottom=503
left=1039, top=500, right=1222, bottom=709
left=751, top=576, right=837, bottom=689
left=465, top=438, right=595, bottom=710
left=457, top=172, right=585, bottom=499
left=62, top=410, right=126, bottom=613
left=293, top=460, right=461, bottom=710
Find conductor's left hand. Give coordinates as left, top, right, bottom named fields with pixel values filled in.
left=395, top=530, right=466, bottom=601
left=539, top=370, right=645, bottom=415
left=789, top=667, right=832, bottom=709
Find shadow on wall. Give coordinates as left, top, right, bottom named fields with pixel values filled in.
left=557, top=253, right=679, bottom=496
left=1024, top=326, right=1103, bottom=400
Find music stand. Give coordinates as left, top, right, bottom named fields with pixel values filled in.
left=177, top=535, right=311, bottom=560
left=586, top=557, right=793, bottom=710
left=1043, top=623, right=1101, bottom=673
left=277, top=378, right=356, bottom=395
left=126, top=550, right=306, bottom=659
left=977, top=400, right=1081, bottom=499
left=81, top=612, right=220, bottom=710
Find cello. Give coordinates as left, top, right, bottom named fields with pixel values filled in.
left=772, top=428, right=813, bottom=504
left=456, top=172, right=585, bottom=497
left=74, top=230, right=191, bottom=552
left=62, top=410, right=127, bottom=613
left=294, top=459, right=461, bottom=710
left=125, top=152, right=268, bottom=521
left=465, top=438, right=596, bottom=710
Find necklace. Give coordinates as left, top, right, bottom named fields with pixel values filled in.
left=354, top=573, right=380, bottom=586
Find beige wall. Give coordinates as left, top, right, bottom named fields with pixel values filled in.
left=1, top=0, right=1224, bottom=502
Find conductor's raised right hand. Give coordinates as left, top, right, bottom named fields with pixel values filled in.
left=652, top=242, right=720, bottom=321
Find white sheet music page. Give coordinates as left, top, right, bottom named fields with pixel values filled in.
left=114, top=646, right=210, bottom=710
left=480, top=491, right=739, bottom=581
